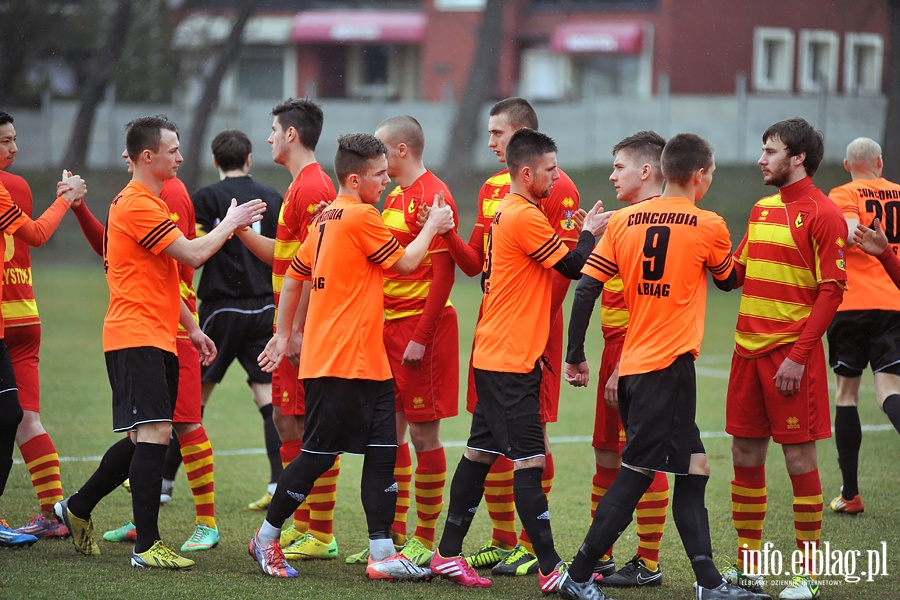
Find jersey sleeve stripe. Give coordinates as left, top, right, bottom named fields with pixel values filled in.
left=368, top=237, right=402, bottom=264
left=0, top=204, right=23, bottom=230
left=585, top=254, right=617, bottom=276
left=140, top=220, right=179, bottom=250
left=708, top=255, right=733, bottom=276
left=289, top=255, right=311, bottom=277
left=529, top=236, right=563, bottom=263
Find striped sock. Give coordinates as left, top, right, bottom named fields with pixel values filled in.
left=635, top=470, right=668, bottom=571
left=392, top=442, right=412, bottom=545
left=732, top=464, right=766, bottom=572
left=280, top=438, right=307, bottom=533
left=517, top=453, right=554, bottom=553
left=790, top=469, right=823, bottom=574
left=413, top=446, right=446, bottom=549
left=592, top=464, right=619, bottom=560
left=485, top=456, right=517, bottom=549
left=19, top=433, right=63, bottom=516
left=307, top=455, right=340, bottom=544
left=178, top=427, right=215, bottom=529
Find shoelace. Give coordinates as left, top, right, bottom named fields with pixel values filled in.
left=187, top=527, right=208, bottom=543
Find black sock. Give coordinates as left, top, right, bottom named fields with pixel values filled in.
left=68, top=437, right=135, bottom=517
left=568, top=467, right=652, bottom=583
left=259, top=404, right=282, bottom=483
left=265, top=450, right=335, bottom=529
left=162, top=431, right=183, bottom=481
left=438, top=457, right=492, bottom=557
left=131, top=442, right=167, bottom=553
left=514, top=467, right=560, bottom=573
left=883, top=394, right=900, bottom=435
left=672, top=474, right=721, bottom=589
left=0, top=389, right=23, bottom=497
left=834, top=405, right=861, bottom=498
left=360, top=445, right=399, bottom=539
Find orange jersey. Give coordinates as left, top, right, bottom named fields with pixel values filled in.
left=382, top=170, right=458, bottom=320
left=273, top=163, right=336, bottom=321
left=0, top=171, right=39, bottom=328
left=288, top=195, right=406, bottom=380
left=583, top=196, right=733, bottom=376
left=473, top=193, right=570, bottom=373
left=829, top=177, right=900, bottom=311
left=599, top=274, right=628, bottom=340
left=734, top=178, right=848, bottom=356
left=0, top=179, right=31, bottom=337
left=102, top=179, right=183, bottom=353
left=159, top=178, right=197, bottom=339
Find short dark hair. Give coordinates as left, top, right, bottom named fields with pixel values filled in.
left=375, top=115, right=425, bottom=158
left=612, top=130, right=666, bottom=167
left=211, top=129, right=252, bottom=172
left=506, top=128, right=557, bottom=178
left=489, top=97, right=539, bottom=130
left=762, top=117, right=824, bottom=176
left=0, top=111, right=13, bottom=127
left=334, top=133, right=387, bottom=185
left=271, top=98, right=324, bottom=151
left=125, top=115, right=178, bottom=160
left=661, top=133, right=714, bottom=186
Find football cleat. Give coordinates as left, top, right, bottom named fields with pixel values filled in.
left=365, top=553, right=432, bottom=581
left=722, top=563, right=765, bottom=593
left=829, top=492, right=864, bottom=515
left=181, top=523, right=219, bottom=552
left=249, top=531, right=298, bottom=578
left=558, top=569, right=612, bottom=600
left=15, top=514, right=70, bottom=539
left=103, top=521, right=137, bottom=543
left=778, top=574, right=819, bottom=599
left=279, top=525, right=305, bottom=548
left=594, top=555, right=616, bottom=578
left=54, top=498, right=99, bottom=556
left=465, top=542, right=511, bottom=569
left=599, top=554, right=662, bottom=587
left=131, top=540, right=195, bottom=569
left=283, top=532, right=338, bottom=560
left=399, top=538, right=435, bottom=567
left=0, top=519, right=37, bottom=548
left=247, top=492, right=273, bottom=511
left=695, top=580, right=772, bottom=599
left=538, top=560, right=567, bottom=594
left=431, top=552, right=492, bottom=587
left=492, top=543, right=538, bottom=576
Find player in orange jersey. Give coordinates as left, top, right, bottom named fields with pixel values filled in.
left=250, top=133, right=454, bottom=581
left=431, top=129, right=605, bottom=593
left=56, top=115, right=265, bottom=569
left=440, top=97, right=581, bottom=576
left=0, top=111, right=85, bottom=548
left=563, top=133, right=754, bottom=600
left=825, top=137, right=900, bottom=516
left=237, top=99, right=343, bottom=560
left=853, top=217, right=900, bottom=287
left=721, top=118, right=847, bottom=600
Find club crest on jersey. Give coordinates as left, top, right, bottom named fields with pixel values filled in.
left=794, top=211, right=809, bottom=229
left=836, top=237, right=845, bottom=248
left=169, top=211, right=180, bottom=223
left=407, top=198, right=419, bottom=214
left=562, top=197, right=575, bottom=208
left=759, top=209, right=769, bottom=221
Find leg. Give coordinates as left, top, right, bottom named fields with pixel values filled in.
left=408, top=419, right=445, bottom=551
left=16, top=411, right=64, bottom=520
left=672, top=454, right=723, bottom=590
left=782, top=441, right=822, bottom=575
left=391, top=413, right=413, bottom=546
left=874, top=371, right=900, bottom=432
left=730, top=436, right=770, bottom=573
left=437, top=448, right=496, bottom=557
left=832, top=374, right=863, bottom=504
left=130, top=421, right=170, bottom=553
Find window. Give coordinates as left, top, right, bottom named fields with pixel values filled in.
left=844, top=33, right=883, bottom=95
left=520, top=49, right=573, bottom=101
left=237, top=46, right=284, bottom=101
left=798, top=30, right=839, bottom=93
left=345, top=45, right=419, bottom=100
left=752, top=27, right=794, bottom=92
left=434, top=0, right=486, bottom=10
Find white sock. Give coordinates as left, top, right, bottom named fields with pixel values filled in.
left=267, top=482, right=277, bottom=495
left=258, top=520, right=281, bottom=545
left=369, top=538, right=396, bottom=561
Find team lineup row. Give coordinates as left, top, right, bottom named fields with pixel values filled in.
left=0, top=98, right=898, bottom=600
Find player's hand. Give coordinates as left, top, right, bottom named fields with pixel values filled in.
left=416, top=202, right=430, bottom=229
left=853, top=218, right=889, bottom=256
left=285, top=331, right=303, bottom=367
left=565, top=361, right=590, bottom=387
left=188, top=328, right=218, bottom=367
left=223, top=198, right=266, bottom=231
left=774, top=357, right=804, bottom=396
left=573, top=208, right=586, bottom=234
left=401, top=340, right=426, bottom=366
left=425, top=191, right=454, bottom=235
left=582, top=200, right=608, bottom=237
left=604, top=362, right=620, bottom=409
left=58, top=169, right=87, bottom=205
left=258, top=333, right=288, bottom=373
left=313, top=199, right=331, bottom=217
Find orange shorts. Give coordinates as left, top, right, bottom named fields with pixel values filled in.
left=466, top=307, right=563, bottom=424
left=272, top=356, right=304, bottom=416
left=384, top=307, right=459, bottom=423
left=592, top=337, right=626, bottom=452
left=6, top=324, right=40, bottom=413
left=174, top=337, right=202, bottom=424
left=725, top=342, right=832, bottom=444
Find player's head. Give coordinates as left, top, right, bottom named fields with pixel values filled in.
left=125, top=115, right=182, bottom=180
left=211, top=129, right=252, bottom=172
left=760, top=117, right=824, bottom=186
left=0, top=111, right=17, bottom=170
left=334, top=133, right=390, bottom=204
left=661, top=133, right=715, bottom=200
left=610, top=130, right=666, bottom=204
left=374, top=115, right=425, bottom=176
left=506, top=128, right=559, bottom=200
left=269, top=98, right=324, bottom=164
left=488, top=97, right=539, bottom=164
left=844, top=136, right=883, bottom=176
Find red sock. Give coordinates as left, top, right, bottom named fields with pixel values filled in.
left=19, top=433, right=63, bottom=516
left=592, top=464, right=618, bottom=559
left=732, top=464, right=767, bottom=572
left=413, top=446, right=446, bottom=549
left=790, top=469, right=823, bottom=574
left=485, top=456, right=517, bottom=549
left=177, top=426, right=215, bottom=528
left=392, top=442, right=412, bottom=545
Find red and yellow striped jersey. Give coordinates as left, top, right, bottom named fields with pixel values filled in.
left=599, top=274, right=628, bottom=340
left=0, top=171, right=39, bottom=328
left=381, top=170, right=458, bottom=321
left=734, top=178, right=848, bottom=356
left=159, top=178, right=197, bottom=340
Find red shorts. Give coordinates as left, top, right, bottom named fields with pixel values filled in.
left=174, top=337, right=202, bottom=424
left=725, top=342, right=832, bottom=444
left=6, top=324, right=41, bottom=413
left=272, top=356, right=304, bottom=416
left=592, top=337, right=626, bottom=452
left=466, top=307, right=563, bottom=424
left=384, top=307, right=459, bottom=423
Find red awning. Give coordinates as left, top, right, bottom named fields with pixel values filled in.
left=291, top=11, right=426, bottom=43
left=550, top=22, right=644, bottom=54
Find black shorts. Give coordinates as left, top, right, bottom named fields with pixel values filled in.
left=0, top=340, right=22, bottom=429
left=827, top=310, right=900, bottom=378
left=619, top=353, right=704, bottom=475
left=199, top=297, right=274, bottom=385
left=106, top=347, right=178, bottom=433
left=302, top=377, right=396, bottom=454
left=467, top=364, right=544, bottom=462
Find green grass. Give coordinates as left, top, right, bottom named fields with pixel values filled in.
left=0, top=263, right=897, bottom=600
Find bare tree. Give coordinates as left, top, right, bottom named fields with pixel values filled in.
left=60, top=0, right=133, bottom=171
left=178, top=0, right=259, bottom=193
left=883, top=0, right=900, bottom=179
left=442, top=0, right=507, bottom=192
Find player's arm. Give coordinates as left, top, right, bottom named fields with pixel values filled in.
left=404, top=249, right=455, bottom=366
left=828, top=186, right=860, bottom=247
left=551, top=201, right=605, bottom=279
left=165, top=199, right=266, bottom=268
left=13, top=172, right=84, bottom=247
left=564, top=273, right=604, bottom=387
left=259, top=265, right=311, bottom=372
left=440, top=226, right=485, bottom=276
left=392, top=196, right=455, bottom=275
left=70, top=196, right=105, bottom=256
left=235, top=227, right=276, bottom=266
left=853, top=219, right=900, bottom=288
left=179, top=299, right=217, bottom=366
